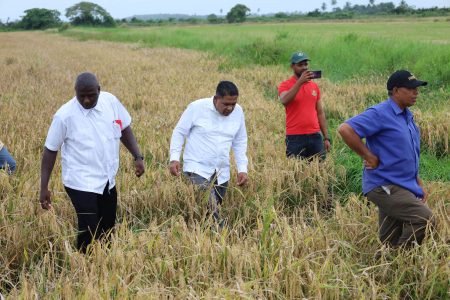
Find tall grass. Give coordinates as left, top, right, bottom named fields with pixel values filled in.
left=0, top=31, right=448, bottom=299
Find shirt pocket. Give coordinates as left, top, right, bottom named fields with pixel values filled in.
left=112, top=122, right=122, bottom=139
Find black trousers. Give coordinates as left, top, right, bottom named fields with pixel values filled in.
left=65, top=182, right=117, bottom=253
left=286, top=133, right=325, bottom=160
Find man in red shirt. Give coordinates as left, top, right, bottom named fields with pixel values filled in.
left=278, top=51, right=331, bottom=159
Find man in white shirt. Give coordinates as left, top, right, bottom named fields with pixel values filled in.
left=39, top=72, right=145, bottom=253
left=169, top=81, right=248, bottom=226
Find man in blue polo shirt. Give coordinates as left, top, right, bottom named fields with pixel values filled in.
left=338, top=70, right=434, bottom=248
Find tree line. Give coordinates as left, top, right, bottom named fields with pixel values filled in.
left=1, top=1, right=449, bottom=31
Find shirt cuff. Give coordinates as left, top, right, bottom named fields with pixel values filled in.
left=44, top=142, right=59, bottom=152
left=237, top=164, right=248, bottom=174
left=170, top=152, right=181, bottom=162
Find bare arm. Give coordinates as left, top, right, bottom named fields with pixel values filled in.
left=316, top=100, right=331, bottom=151
left=40, top=147, right=57, bottom=210
left=279, top=71, right=313, bottom=106
left=338, top=123, right=379, bottom=169
left=120, top=126, right=145, bottom=177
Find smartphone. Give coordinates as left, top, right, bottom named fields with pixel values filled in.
left=311, top=70, right=322, bottom=79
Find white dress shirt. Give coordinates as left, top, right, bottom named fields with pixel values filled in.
left=170, top=97, right=248, bottom=185
left=45, top=92, right=131, bottom=194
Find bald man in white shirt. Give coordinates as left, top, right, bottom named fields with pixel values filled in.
left=169, top=81, right=248, bottom=227
left=39, top=72, right=145, bottom=253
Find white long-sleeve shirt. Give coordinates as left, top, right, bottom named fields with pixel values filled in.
left=169, top=97, right=248, bottom=185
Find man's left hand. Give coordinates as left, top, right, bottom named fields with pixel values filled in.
left=134, top=159, right=145, bottom=177
left=236, top=172, right=248, bottom=186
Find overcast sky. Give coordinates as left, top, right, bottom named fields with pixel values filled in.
left=0, top=0, right=448, bottom=22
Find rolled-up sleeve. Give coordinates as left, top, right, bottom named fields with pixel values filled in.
left=44, top=115, right=66, bottom=151
left=346, top=108, right=382, bottom=138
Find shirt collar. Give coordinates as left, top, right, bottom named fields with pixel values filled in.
left=388, top=98, right=413, bottom=120
left=74, top=96, right=103, bottom=116
left=208, top=96, right=218, bottom=112
left=388, top=98, right=405, bottom=115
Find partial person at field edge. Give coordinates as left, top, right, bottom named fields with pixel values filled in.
left=0, top=140, right=16, bottom=174
left=39, top=72, right=145, bottom=253
left=338, top=70, right=434, bottom=249
left=278, top=51, right=331, bottom=160
left=169, top=81, right=248, bottom=228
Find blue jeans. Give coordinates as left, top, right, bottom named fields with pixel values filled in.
left=0, top=147, right=16, bottom=174
left=286, top=133, right=325, bottom=160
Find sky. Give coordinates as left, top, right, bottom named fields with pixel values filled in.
left=0, top=0, right=449, bottom=22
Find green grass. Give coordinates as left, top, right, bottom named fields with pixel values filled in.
left=58, top=21, right=450, bottom=90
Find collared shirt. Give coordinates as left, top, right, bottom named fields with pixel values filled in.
left=45, top=92, right=131, bottom=194
left=169, top=97, right=248, bottom=185
left=278, top=76, right=321, bottom=135
left=346, top=98, right=423, bottom=197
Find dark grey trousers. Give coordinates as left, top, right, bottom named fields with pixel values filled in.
left=367, top=184, right=434, bottom=247
left=184, top=172, right=228, bottom=222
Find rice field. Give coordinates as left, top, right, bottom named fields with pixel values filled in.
left=0, top=30, right=449, bottom=299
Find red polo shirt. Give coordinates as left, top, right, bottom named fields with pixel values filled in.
left=278, top=76, right=321, bottom=135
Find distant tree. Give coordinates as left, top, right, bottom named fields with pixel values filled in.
left=394, top=0, right=412, bottom=14
left=186, top=17, right=198, bottom=24
left=331, top=0, right=338, bottom=5
left=275, top=12, right=288, bottom=18
left=307, top=9, right=322, bottom=17
left=65, top=2, right=115, bottom=27
left=226, top=4, right=250, bottom=23
left=321, top=2, right=327, bottom=11
left=19, top=8, right=61, bottom=29
left=207, top=14, right=220, bottom=23
left=344, top=2, right=352, bottom=10
left=369, top=0, right=375, bottom=5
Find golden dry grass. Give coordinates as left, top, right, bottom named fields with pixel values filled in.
left=0, top=32, right=449, bottom=299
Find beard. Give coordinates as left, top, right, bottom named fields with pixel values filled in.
left=295, top=70, right=305, bottom=78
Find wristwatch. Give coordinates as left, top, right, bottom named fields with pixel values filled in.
left=134, top=154, right=144, bottom=161
left=324, top=137, right=331, bottom=142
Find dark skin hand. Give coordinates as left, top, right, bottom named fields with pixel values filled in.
left=120, top=126, right=145, bottom=177
left=40, top=147, right=57, bottom=210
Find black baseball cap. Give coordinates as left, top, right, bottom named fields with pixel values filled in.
left=387, top=70, right=427, bottom=90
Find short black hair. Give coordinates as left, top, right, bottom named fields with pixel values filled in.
left=75, top=72, right=99, bottom=89
left=216, top=81, right=239, bottom=97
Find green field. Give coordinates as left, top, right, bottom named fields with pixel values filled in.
left=60, top=20, right=450, bottom=86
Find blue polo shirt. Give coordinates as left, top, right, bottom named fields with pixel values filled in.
left=346, top=98, right=423, bottom=198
